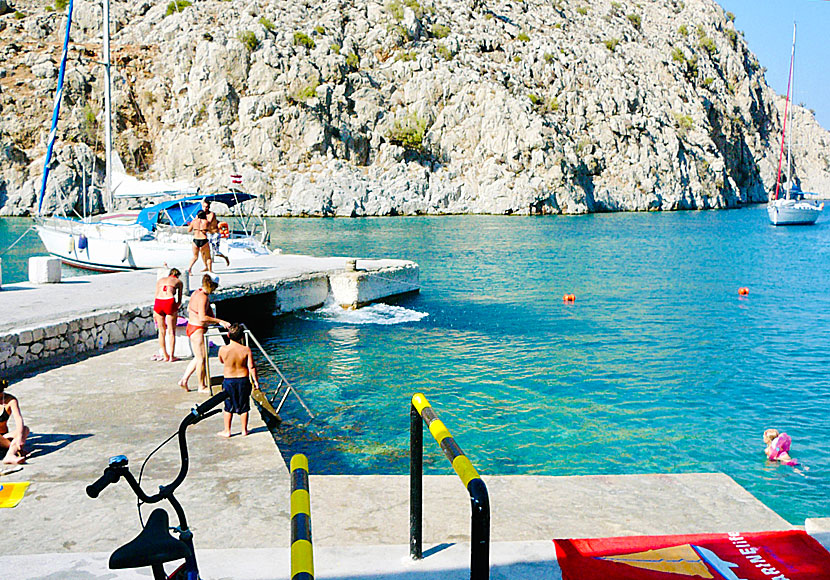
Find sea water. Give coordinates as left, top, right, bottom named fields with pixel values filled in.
left=2, top=208, right=829, bottom=524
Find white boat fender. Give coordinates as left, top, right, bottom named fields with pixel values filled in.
left=78, top=234, right=88, bottom=251
left=68, top=236, right=75, bottom=253
left=122, top=241, right=131, bottom=262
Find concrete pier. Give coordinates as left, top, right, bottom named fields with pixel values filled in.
left=0, top=253, right=419, bottom=373
left=0, top=339, right=800, bottom=579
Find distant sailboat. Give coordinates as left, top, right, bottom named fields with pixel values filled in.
left=767, top=23, right=824, bottom=226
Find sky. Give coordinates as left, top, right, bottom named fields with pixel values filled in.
left=715, top=0, right=830, bottom=129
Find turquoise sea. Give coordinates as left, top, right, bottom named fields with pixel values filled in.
left=2, top=207, right=829, bottom=524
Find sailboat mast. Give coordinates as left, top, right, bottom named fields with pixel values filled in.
left=785, top=23, right=795, bottom=199
left=103, top=0, right=113, bottom=211
left=37, top=0, right=75, bottom=217
left=774, top=23, right=796, bottom=201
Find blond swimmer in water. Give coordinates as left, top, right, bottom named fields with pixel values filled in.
left=764, top=428, right=798, bottom=466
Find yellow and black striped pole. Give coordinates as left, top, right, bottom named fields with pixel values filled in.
left=290, top=454, right=314, bottom=580
left=410, top=393, right=490, bottom=580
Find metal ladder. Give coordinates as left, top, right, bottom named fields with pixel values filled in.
left=203, top=325, right=314, bottom=420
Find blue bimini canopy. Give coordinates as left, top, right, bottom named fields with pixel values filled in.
left=136, top=192, right=257, bottom=231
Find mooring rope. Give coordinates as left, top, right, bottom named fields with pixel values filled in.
left=0, top=226, right=36, bottom=256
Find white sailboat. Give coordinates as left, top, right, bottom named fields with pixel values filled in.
left=767, top=23, right=824, bottom=226
left=35, top=0, right=271, bottom=271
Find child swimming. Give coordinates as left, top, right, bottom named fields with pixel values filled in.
left=764, top=428, right=798, bottom=466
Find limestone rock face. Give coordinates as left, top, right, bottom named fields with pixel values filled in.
left=1, top=0, right=830, bottom=216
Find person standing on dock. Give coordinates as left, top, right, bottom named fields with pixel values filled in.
left=178, top=274, right=230, bottom=392
left=152, top=268, right=183, bottom=362
left=217, top=323, right=259, bottom=437
left=187, top=210, right=212, bottom=274
left=203, top=199, right=230, bottom=268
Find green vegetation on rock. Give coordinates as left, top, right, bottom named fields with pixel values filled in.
left=239, top=30, right=259, bottom=52
left=431, top=23, right=451, bottom=39
left=165, top=0, right=191, bottom=17
left=387, top=113, right=428, bottom=150
left=293, top=31, right=316, bottom=50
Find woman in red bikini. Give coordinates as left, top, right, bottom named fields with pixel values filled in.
left=152, top=268, right=183, bottom=362
left=178, top=274, right=230, bottom=392
left=187, top=210, right=212, bottom=275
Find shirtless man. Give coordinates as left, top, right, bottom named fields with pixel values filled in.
left=152, top=268, right=183, bottom=362
left=203, top=200, right=230, bottom=267
left=178, top=275, right=229, bottom=392
left=217, top=323, right=259, bottom=437
left=187, top=210, right=212, bottom=274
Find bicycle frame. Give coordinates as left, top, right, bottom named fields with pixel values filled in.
left=87, top=391, right=229, bottom=579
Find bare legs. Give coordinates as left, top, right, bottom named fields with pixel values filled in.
left=1, top=427, right=30, bottom=464
left=165, top=314, right=177, bottom=361
left=179, top=329, right=207, bottom=391
left=154, top=313, right=179, bottom=362
left=154, top=311, right=169, bottom=361
left=219, top=411, right=248, bottom=438
left=200, top=244, right=213, bottom=273
left=187, top=243, right=200, bottom=274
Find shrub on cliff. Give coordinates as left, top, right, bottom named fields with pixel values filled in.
left=239, top=30, right=259, bottom=52
left=165, top=0, right=191, bottom=17
left=346, top=52, right=359, bottom=70
left=293, top=31, right=315, bottom=50
left=259, top=17, right=275, bottom=33
left=432, top=24, right=450, bottom=39
left=388, top=113, right=428, bottom=151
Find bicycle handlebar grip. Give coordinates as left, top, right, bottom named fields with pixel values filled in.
left=86, top=468, right=119, bottom=498
left=195, top=390, right=229, bottom=417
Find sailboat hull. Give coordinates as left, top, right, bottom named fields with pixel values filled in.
left=36, top=219, right=271, bottom=272
left=767, top=198, right=822, bottom=226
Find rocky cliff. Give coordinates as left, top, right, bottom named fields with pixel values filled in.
left=1, top=0, right=829, bottom=216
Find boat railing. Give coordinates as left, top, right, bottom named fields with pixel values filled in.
left=203, top=325, right=314, bottom=420
left=409, top=392, right=490, bottom=579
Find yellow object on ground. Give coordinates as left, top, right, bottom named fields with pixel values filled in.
left=251, top=388, right=281, bottom=422
left=0, top=482, right=30, bottom=508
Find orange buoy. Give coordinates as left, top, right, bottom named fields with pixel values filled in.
left=563, top=294, right=576, bottom=302
left=738, top=287, right=749, bottom=295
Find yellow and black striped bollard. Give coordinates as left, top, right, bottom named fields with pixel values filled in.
left=290, top=454, right=314, bottom=580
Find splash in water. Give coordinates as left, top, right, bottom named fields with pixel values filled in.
left=298, top=297, right=428, bottom=326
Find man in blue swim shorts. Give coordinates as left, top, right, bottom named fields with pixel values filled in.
left=217, top=323, right=259, bottom=437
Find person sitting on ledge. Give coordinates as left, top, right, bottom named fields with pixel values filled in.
left=1, top=378, right=30, bottom=464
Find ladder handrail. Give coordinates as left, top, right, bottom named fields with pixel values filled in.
left=202, top=326, right=314, bottom=420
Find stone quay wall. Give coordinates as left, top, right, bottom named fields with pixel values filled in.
left=0, top=305, right=157, bottom=374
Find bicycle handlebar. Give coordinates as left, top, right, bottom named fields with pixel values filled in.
left=86, top=467, right=120, bottom=498
left=87, top=391, right=229, bottom=502
left=192, top=391, right=229, bottom=421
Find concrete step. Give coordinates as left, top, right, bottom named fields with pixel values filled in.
left=2, top=541, right=561, bottom=580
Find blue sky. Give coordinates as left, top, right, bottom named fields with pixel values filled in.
left=715, top=0, right=830, bottom=129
